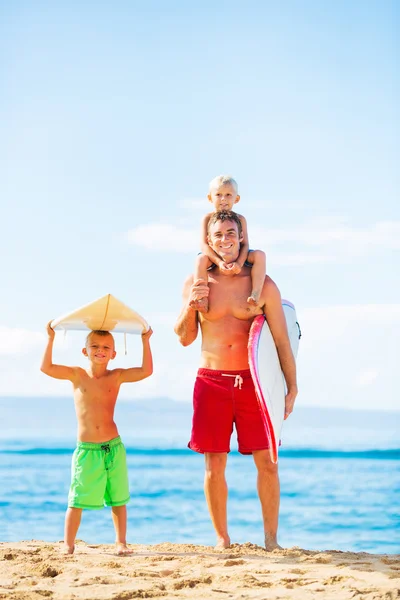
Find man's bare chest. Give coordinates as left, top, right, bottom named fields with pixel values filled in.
left=206, top=276, right=261, bottom=321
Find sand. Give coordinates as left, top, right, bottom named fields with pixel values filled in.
left=0, top=541, right=398, bottom=599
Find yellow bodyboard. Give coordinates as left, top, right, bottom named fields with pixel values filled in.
left=51, top=294, right=149, bottom=334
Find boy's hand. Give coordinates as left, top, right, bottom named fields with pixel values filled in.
left=219, top=262, right=240, bottom=276
left=46, top=321, right=55, bottom=340
left=227, top=262, right=242, bottom=275
left=142, top=327, right=153, bottom=341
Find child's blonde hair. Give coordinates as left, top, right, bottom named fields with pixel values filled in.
left=208, top=174, right=238, bottom=194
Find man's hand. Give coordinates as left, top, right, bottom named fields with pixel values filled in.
left=284, top=386, right=298, bottom=420
left=189, top=279, right=210, bottom=304
left=46, top=321, right=55, bottom=340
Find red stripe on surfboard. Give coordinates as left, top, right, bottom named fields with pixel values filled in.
left=248, top=315, right=279, bottom=464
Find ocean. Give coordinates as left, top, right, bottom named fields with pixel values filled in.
left=0, top=397, right=399, bottom=554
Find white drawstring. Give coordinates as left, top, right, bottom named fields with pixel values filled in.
left=221, top=373, right=243, bottom=389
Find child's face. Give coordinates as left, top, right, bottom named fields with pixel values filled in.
left=82, top=333, right=116, bottom=364
left=208, top=183, right=240, bottom=211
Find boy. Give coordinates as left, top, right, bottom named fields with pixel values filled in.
left=189, top=174, right=266, bottom=313
left=40, top=323, right=153, bottom=555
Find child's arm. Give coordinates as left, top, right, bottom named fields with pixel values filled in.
left=200, top=214, right=225, bottom=268
left=235, top=215, right=250, bottom=269
left=40, top=322, right=77, bottom=381
left=221, top=214, right=250, bottom=275
left=118, top=328, right=153, bottom=384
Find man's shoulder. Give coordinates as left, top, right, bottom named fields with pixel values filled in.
left=260, top=275, right=281, bottom=305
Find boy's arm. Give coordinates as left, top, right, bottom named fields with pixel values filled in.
left=236, top=215, right=250, bottom=268
left=40, top=322, right=77, bottom=381
left=200, top=214, right=224, bottom=268
left=260, top=278, right=298, bottom=419
left=118, top=328, right=153, bottom=384
left=174, top=276, right=203, bottom=346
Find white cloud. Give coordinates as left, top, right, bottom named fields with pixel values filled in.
left=179, top=197, right=207, bottom=211
left=355, top=368, right=379, bottom=387
left=0, top=327, right=45, bottom=355
left=126, top=218, right=400, bottom=265
left=127, top=224, right=198, bottom=252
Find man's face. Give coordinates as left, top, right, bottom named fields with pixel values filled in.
left=82, top=333, right=116, bottom=364
left=207, top=219, right=243, bottom=263
left=208, top=183, right=240, bottom=211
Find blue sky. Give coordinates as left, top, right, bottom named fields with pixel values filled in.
left=1, top=1, right=398, bottom=410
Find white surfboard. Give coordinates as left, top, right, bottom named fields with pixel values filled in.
left=51, top=294, right=149, bottom=334
left=248, top=300, right=300, bottom=463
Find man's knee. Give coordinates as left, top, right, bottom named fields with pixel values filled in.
left=204, top=453, right=227, bottom=478
left=253, top=452, right=279, bottom=477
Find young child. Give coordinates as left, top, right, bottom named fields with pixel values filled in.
left=189, top=174, right=266, bottom=313
left=40, top=323, right=153, bottom=555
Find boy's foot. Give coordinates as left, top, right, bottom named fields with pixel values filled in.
left=214, top=536, right=231, bottom=551
left=189, top=297, right=209, bottom=313
left=62, top=544, right=75, bottom=555
left=116, top=543, right=133, bottom=555
left=247, top=292, right=260, bottom=307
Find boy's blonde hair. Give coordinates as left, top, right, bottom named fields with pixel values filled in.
left=86, top=330, right=115, bottom=348
left=208, top=174, right=238, bottom=194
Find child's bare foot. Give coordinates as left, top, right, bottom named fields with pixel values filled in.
left=116, top=543, right=133, bottom=555
left=247, top=292, right=260, bottom=307
left=189, top=296, right=209, bottom=313
left=214, top=535, right=231, bottom=551
left=62, top=544, right=75, bottom=555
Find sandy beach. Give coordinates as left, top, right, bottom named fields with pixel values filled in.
left=0, top=541, right=398, bottom=600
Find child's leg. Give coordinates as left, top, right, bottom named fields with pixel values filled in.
left=246, top=250, right=266, bottom=306
left=189, top=254, right=213, bottom=313
left=111, top=505, right=132, bottom=555
left=64, top=507, right=82, bottom=554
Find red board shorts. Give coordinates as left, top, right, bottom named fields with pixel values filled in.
left=188, top=368, right=270, bottom=455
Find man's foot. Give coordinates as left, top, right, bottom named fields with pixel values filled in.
left=247, top=292, right=260, bottom=307
left=189, top=296, right=209, bottom=313
left=264, top=533, right=282, bottom=552
left=62, top=544, right=74, bottom=555
left=116, top=543, right=133, bottom=555
left=214, top=536, right=231, bottom=551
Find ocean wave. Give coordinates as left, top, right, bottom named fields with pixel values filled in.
left=0, top=447, right=399, bottom=459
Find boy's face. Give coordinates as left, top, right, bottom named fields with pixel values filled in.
left=207, top=219, right=243, bottom=263
left=82, top=333, right=116, bottom=364
left=208, top=183, right=240, bottom=211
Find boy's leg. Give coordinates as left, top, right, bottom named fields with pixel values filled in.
left=189, top=254, right=213, bottom=313
left=111, top=505, right=132, bottom=555
left=246, top=250, right=266, bottom=306
left=64, top=507, right=82, bottom=554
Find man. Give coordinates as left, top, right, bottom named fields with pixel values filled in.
left=174, top=210, right=297, bottom=550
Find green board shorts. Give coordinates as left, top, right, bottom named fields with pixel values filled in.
left=68, top=436, right=130, bottom=510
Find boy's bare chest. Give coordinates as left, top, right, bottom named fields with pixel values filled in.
left=77, top=372, right=119, bottom=399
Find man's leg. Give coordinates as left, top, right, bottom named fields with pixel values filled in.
left=252, top=449, right=282, bottom=551
left=204, top=452, right=230, bottom=549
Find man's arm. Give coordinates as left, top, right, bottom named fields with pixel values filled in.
left=261, top=278, right=298, bottom=419
left=174, top=276, right=204, bottom=346
left=118, top=328, right=153, bottom=383
left=40, top=322, right=77, bottom=381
